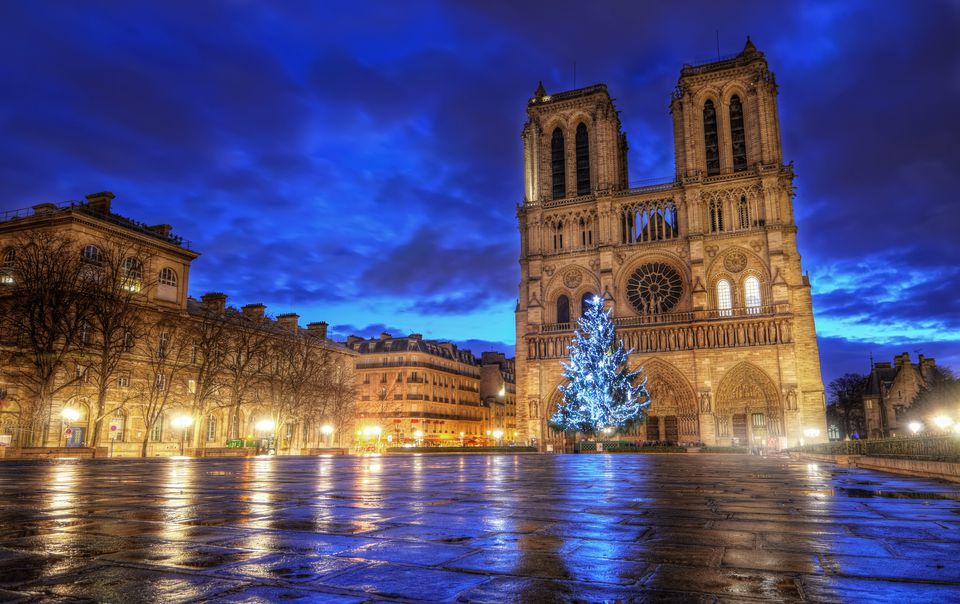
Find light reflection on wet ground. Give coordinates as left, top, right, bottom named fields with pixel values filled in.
left=0, top=454, right=958, bottom=602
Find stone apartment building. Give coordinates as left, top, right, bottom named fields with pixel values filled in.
left=347, top=334, right=517, bottom=446
left=0, top=192, right=356, bottom=456
left=515, top=39, right=827, bottom=448
left=862, top=352, right=938, bottom=438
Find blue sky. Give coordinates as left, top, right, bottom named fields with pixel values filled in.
left=1, top=0, right=958, bottom=386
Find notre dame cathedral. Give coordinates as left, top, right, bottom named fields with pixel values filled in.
left=515, top=39, right=827, bottom=449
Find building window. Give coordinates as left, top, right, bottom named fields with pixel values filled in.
left=155, top=373, right=166, bottom=391
left=575, top=123, right=590, bottom=195
left=0, top=248, right=14, bottom=284
left=118, top=373, right=130, bottom=388
left=111, top=411, right=125, bottom=442
left=551, top=127, right=566, bottom=199
left=556, top=295, right=570, bottom=324
left=81, top=244, right=102, bottom=265
left=553, top=222, right=563, bottom=250
left=717, top=279, right=732, bottom=316
left=158, top=333, right=168, bottom=359
left=122, top=257, right=143, bottom=292
left=729, top=95, right=747, bottom=172
left=709, top=200, right=724, bottom=233
left=579, top=217, right=592, bottom=246
left=703, top=100, right=720, bottom=176
left=738, top=196, right=750, bottom=230
left=159, top=267, right=178, bottom=287
left=206, top=415, right=217, bottom=442
left=744, top=276, right=762, bottom=313
left=151, top=416, right=163, bottom=442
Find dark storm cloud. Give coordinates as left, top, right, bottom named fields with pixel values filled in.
left=0, top=0, right=957, bottom=377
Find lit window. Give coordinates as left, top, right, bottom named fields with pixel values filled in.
left=1, top=248, right=14, bottom=284
left=159, top=267, right=178, bottom=287
left=151, top=416, right=163, bottom=441
left=744, top=276, right=761, bottom=313
left=206, top=415, right=217, bottom=442
left=123, top=257, right=143, bottom=292
left=717, top=280, right=732, bottom=317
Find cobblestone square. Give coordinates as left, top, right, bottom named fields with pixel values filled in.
left=0, top=454, right=958, bottom=602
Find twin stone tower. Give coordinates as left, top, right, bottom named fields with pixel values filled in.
left=514, top=39, right=828, bottom=449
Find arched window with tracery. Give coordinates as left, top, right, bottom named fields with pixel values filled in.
left=551, top=128, right=566, bottom=199
left=729, top=95, right=747, bottom=172
left=717, top=279, right=732, bottom=317
left=703, top=100, right=720, bottom=176
left=556, top=295, right=570, bottom=324
left=621, top=200, right=678, bottom=243
left=744, top=276, right=762, bottom=313
left=575, top=123, right=590, bottom=195
left=738, top=196, right=750, bottom=229
left=159, top=267, right=177, bottom=287
left=552, top=222, right=564, bottom=250
left=709, top=200, right=724, bottom=233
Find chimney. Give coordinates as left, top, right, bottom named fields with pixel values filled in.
left=307, top=321, right=328, bottom=339
left=150, top=224, right=173, bottom=238
left=894, top=352, right=911, bottom=368
left=200, top=292, right=227, bottom=314
left=409, top=333, right=423, bottom=341
left=85, top=191, right=115, bottom=213
left=32, top=203, right=57, bottom=215
left=242, top=303, right=266, bottom=320
left=277, top=313, right=299, bottom=332
left=346, top=335, right=364, bottom=346
left=380, top=332, right=392, bottom=341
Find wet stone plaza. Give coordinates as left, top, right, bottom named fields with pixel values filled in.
left=0, top=454, right=959, bottom=603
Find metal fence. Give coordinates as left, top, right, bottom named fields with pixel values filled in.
left=793, top=436, right=960, bottom=461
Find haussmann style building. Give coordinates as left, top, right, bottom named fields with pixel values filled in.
left=514, top=39, right=828, bottom=449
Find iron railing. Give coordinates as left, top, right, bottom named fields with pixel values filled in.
left=538, top=303, right=790, bottom=333
left=793, top=436, right=960, bottom=461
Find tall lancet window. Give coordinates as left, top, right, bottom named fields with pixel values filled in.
left=730, top=95, right=747, bottom=172
left=551, top=128, right=566, bottom=199
left=703, top=100, right=720, bottom=176
left=556, top=295, right=570, bottom=324
left=575, top=123, right=590, bottom=195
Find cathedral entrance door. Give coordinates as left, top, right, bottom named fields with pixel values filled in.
left=646, top=416, right=659, bottom=441
left=664, top=416, right=679, bottom=443
left=732, top=414, right=748, bottom=444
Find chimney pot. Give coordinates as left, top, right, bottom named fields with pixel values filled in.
left=242, top=303, right=266, bottom=320
left=307, top=321, right=329, bottom=339
left=85, top=191, right=115, bottom=213
left=200, top=292, right=227, bottom=314
left=277, top=313, right=300, bottom=332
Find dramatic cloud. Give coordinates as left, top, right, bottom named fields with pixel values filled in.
left=1, top=0, right=957, bottom=385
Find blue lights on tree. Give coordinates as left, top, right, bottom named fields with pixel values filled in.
left=549, top=296, right=650, bottom=435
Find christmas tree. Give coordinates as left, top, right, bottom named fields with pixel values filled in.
left=549, top=296, right=650, bottom=435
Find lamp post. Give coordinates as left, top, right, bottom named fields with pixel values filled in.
left=459, top=431, right=465, bottom=447
left=255, top=418, right=276, bottom=455
left=60, top=408, right=80, bottom=447
left=492, top=429, right=504, bottom=445
left=320, top=424, right=334, bottom=448
left=908, top=421, right=923, bottom=435
left=933, top=415, right=953, bottom=433
left=172, top=415, right=193, bottom=456
left=414, top=430, right=424, bottom=447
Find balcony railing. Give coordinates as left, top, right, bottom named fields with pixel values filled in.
left=539, top=303, right=790, bottom=333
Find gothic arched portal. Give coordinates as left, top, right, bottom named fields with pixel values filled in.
left=715, top=362, right=783, bottom=445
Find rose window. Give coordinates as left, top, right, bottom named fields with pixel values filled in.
left=626, top=263, right=683, bottom=314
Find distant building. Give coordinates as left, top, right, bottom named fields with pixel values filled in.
left=514, top=39, right=827, bottom=449
left=863, top=353, right=938, bottom=438
left=0, top=192, right=355, bottom=456
left=480, top=352, right=518, bottom=441
left=347, top=333, right=517, bottom=447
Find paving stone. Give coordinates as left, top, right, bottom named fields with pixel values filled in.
left=0, top=454, right=958, bottom=601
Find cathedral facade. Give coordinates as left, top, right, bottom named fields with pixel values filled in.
left=514, top=40, right=827, bottom=449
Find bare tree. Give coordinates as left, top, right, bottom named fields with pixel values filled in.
left=0, top=232, right=92, bottom=445
left=826, top=373, right=867, bottom=439
left=325, top=359, right=357, bottom=447
left=220, top=318, right=272, bottom=440
left=135, top=315, right=191, bottom=457
left=266, top=334, right=332, bottom=451
left=84, top=239, right=156, bottom=447
left=184, top=313, right=229, bottom=449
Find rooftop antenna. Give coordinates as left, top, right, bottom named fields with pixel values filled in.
left=716, top=30, right=720, bottom=59
left=869, top=351, right=874, bottom=367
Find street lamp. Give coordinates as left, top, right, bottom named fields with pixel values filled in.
left=172, top=415, right=193, bottom=456
left=414, top=429, right=424, bottom=446
left=320, top=424, right=334, bottom=448
left=933, top=415, right=953, bottom=431
left=459, top=431, right=465, bottom=447
left=255, top=419, right=276, bottom=455
left=908, top=421, right=923, bottom=435
left=60, top=408, right=80, bottom=447
left=493, top=429, right=504, bottom=444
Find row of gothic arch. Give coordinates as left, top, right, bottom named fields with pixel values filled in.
left=541, top=360, right=786, bottom=444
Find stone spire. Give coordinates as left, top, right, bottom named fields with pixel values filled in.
left=534, top=81, right=546, bottom=100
